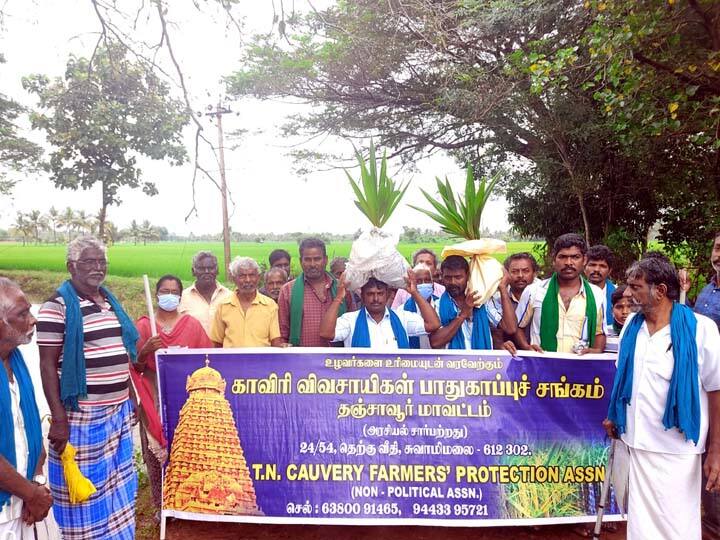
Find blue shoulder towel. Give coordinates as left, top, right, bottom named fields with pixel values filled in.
left=57, top=280, right=139, bottom=411
left=0, top=348, right=42, bottom=509
left=438, top=291, right=491, bottom=349
left=351, top=307, right=409, bottom=349
left=608, top=303, right=701, bottom=444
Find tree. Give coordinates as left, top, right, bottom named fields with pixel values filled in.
left=0, top=54, right=42, bottom=195
left=25, top=210, right=47, bottom=244
left=12, top=212, right=32, bottom=245
left=129, top=220, right=141, bottom=245
left=59, top=207, right=76, bottom=241
left=581, top=0, right=720, bottom=268
left=46, top=206, right=60, bottom=243
left=23, top=43, right=189, bottom=239
left=73, top=210, right=92, bottom=236
left=226, top=1, right=659, bottom=254
left=138, top=220, right=159, bottom=245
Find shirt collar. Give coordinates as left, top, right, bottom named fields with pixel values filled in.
left=228, top=290, right=268, bottom=306
left=303, top=273, right=331, bottom=289
left=364, top=307, right=390, bottom=323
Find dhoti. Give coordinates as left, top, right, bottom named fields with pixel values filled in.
left=628, top=446, right=701, bottom=540
left=48, top=400, right=137, bottom=540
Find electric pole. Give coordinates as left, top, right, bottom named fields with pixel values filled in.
left=205, top=101, right=232, bottom=282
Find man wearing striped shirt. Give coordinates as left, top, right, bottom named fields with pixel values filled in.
left=37, top=236, right=138, bottom=540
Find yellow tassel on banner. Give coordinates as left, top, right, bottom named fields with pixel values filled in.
left=61, top=442, right=97, bottom=503
left=441, top=239, right=507, bottom=306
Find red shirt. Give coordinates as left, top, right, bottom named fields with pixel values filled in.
left=278, top=274, right=355, bottom=347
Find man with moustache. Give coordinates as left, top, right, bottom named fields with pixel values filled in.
left=211, top=257, right=284, bottom=347
left=584, top=245, right=617, bottom=326
left=36, top=235, right=140, bottom=540
left=604, top=256, right=720, bottom=540
left=319, top=270, right=440, bottom=348
left=278, top=238, right=355, bottom=347
left=179, top=251, right=231, bottom=337
left=492, top=252, right=539, bottom=348
left=430, top=255, right=517, bottom=350
left=0, top=278, right=53, bottom=539
left=259, top=267, right=288, bottom=304
left=513, top=233, right=606, bottom=354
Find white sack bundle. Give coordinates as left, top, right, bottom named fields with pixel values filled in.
left=344, top=228, right=410, bottom=291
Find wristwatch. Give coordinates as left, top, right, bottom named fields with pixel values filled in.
left=32, top=474, right=47, bottom=486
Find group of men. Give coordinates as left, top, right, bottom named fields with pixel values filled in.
left=2, top=231, right=720, bottom=539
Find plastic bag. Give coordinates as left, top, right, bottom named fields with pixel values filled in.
left=344, top=228, right=410, bottom=291
left=441, top=239, right=506, bottom=306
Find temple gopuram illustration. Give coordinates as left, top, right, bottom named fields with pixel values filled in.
left=163, top=357, right=263, bottom=515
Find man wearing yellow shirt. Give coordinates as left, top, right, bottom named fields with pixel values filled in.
left=512, top=233, right=606, bottom=354
left=179, top=251, right=231, bottom=336
left=210, top=257, right=285, bottom=348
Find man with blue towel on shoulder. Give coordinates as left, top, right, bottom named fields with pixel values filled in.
left=604, top=256, right=720, bottom=540
left=319, top=269, right=440, bottom=349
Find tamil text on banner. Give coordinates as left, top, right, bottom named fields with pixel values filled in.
left=156, top=349, right=620, bottom=527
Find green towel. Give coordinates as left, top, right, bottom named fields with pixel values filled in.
left=289, top=272, right=346, bottom=345
left=540, top=273, right=598, bottom=351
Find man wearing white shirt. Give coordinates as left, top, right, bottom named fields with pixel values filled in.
left=319, top=271, right=440, bottom=349
left=604, top=257, right=720, bottom=540
left=0, top=278, right=52, bottom=539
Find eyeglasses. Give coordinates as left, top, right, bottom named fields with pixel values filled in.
left=75, top=258, right=108, bottom=269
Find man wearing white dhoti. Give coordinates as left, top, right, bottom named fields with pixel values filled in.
left=604, top=256, right=720, bottom=540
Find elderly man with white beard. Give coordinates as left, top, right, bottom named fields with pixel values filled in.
left=0, top=278, right=52, bottom=539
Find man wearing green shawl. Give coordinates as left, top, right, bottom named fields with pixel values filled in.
left=278, top=238, right=355, bottom=347
left=512, top=233, right=606, bottom=354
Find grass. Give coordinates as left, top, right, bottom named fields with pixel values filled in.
left=0, top=240, right=540, bottom=283
left=0, top=269, right=149, bottom=319
left=0, top=240, right=540, bottom=319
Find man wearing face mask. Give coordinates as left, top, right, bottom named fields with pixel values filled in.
left=401, top=263, right=439, bottom=349
left=132, top=275, right=211, bottom=512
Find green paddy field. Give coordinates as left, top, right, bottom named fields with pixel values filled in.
left=0, top=240, right=540, bottom=317
left=0, top=240, right=541, bottom=283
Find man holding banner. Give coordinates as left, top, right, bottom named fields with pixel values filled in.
left=605, top=256, right=720, bottom=540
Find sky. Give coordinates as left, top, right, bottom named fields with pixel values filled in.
left=0, top=0, right=510, bottom=236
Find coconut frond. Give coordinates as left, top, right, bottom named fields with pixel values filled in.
left=346, top=140, right=410, bottom=228
left=408, top=165, right=502, bottom=240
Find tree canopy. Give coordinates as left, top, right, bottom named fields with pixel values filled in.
left=227, top=0, right=720, bottom=270
left=22, top=43, right=189, bottom=240
left=0, top=53, right=43, bottom=195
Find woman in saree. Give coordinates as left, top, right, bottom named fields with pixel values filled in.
left=131, top=274, right=211, bottom=512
